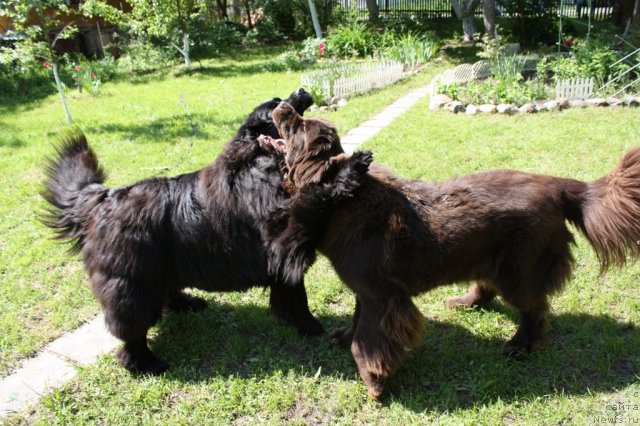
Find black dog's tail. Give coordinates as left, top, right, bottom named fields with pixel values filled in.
left=562, top=146, right=640, bottom=272
left=265, top=150, right=373, bottom=285
left=41, top=132, right=107, bottom=252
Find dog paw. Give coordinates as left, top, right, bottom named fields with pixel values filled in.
left=330, top=327, right=354, bottom=348
left=116, top=345, right=168, bottom=375
left=297, top=315, right=325, bottom=336
left=503, top=336, right=545, bottom=360
left=446, top=295, right=469, bottom=310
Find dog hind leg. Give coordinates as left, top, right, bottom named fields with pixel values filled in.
left=351, top=295, right=425, bottom=400
left=503, top=298, right=550, bottom=358
left=166, top=291, right=208, bottom=313
left=99, top=278, right=167, bottom=374
left=446, top=282, right=497, bottom=309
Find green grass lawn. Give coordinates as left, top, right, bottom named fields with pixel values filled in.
left=3, top=50, right=640, bottom=424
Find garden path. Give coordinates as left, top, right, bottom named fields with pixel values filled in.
left=0, top=82, right=432, bottom=418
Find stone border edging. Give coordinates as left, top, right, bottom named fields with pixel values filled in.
left=430, top=94, right=640, bottom=116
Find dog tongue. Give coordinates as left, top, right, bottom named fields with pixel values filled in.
left=258, top=134, right=287, bottom=152
left=270, top=138, right=286, bottom=151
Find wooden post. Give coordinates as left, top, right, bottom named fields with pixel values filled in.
left=52, top=63, right=73, bottom=124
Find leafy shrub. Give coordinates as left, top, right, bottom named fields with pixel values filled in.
left=326, top=22, right=378, bottom=58
left=537, top=40, right=626, bottom=84
left=300, top=37, right=330, bottom=59
left=0, top=49, right=54, bottom=102
left=262, top=50, right=315, bottom=72
left=116, top=38, right=176, bottom=74
left=190, top=22, right=244, bottom=57
left=244, top=20, right=286, bottom=45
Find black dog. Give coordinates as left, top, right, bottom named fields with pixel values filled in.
left=41, top=90, right=327, bottom=374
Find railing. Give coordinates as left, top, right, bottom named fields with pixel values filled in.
left=336, top=0, right=613, bottom=20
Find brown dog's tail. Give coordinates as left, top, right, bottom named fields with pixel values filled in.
left=41, top=132, right=107, bottom=252
left=563, top=147, right=640, bottom=271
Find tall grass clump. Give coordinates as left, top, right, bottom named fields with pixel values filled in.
left=381, top=32, right=439, bottom=69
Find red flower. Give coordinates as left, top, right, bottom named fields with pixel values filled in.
left=43, top=61, right=50, bottom=69
left=318, top=42, right=326, bottom=50
left=91, top=73, right=97, bottom=79
left=74, top=65, right=81, bottom=71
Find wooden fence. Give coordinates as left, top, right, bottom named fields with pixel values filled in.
left=301, top=62, right=405, bottom=98
left=336, top=0, right=614, bottom=20
left=555, top=77, right=595, bottom=99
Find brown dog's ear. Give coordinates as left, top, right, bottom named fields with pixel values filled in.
left=308, top=135, right=333, bottom=156
left=292, top=153, right=347, bottom=188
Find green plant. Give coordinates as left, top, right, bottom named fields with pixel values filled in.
left=190, top=21, right=244, bottom=57
left=262, top=50, right=315, bottom=72
left=380, top=32, right=439, bottom=69
left=436, top=81, right=460, bottom=100
left=492, top=55, right=525, bottom=85
left=244, top=19, right=285, bottom=45
left=116, top=38, right=176, bottom=74
left=0, top=46, right=55, bottom=102
left=537, top=40, right=628, bottom=86
left=300, top=37, right=331, bottom=59
left=326, top=22, right=378, bottom=58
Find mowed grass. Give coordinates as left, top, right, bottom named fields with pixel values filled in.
left=3, top=77, right=640, bottom=423
left=0, top=49, right=436, bottom=378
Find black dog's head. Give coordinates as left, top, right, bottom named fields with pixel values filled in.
left=237, top=88, right=313, bottom=142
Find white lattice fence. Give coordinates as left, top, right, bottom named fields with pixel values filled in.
left=555, top=77, right=595, bottom=100
left=301, top=62, right=404, bottom=99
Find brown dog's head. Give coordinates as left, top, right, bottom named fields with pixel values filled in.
left=272, top=101, right=346, bottom=192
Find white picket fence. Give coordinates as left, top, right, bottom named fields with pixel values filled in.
left=555, top=77, right=595, bottom=100
left=301, top=62, right=404, bottom=99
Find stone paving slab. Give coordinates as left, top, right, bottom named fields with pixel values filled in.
left=342, top=85, right=430, bottom=154
left=0, top=315, right=118, bottom=418
left=0, top=81, right=432, bottom=419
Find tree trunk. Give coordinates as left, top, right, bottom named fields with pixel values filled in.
left=232, top=0, right=241, bottom=18
left=483, top=0, right=496, bottom=37
left=215, top=0, right=228, bottom=20
left=366, top=0, right=379, bottom=22
left=451, top=0, right=481, bottom=41
left=462, top=16, right=476, bottom=41
left=308, top=0, right=323, bottom=38
left=182, top=32, right=191, bottom=68
left=243, top=0, right=253, bottom=28
left=634, top=0, right=640, bottom=24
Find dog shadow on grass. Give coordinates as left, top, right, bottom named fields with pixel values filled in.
left=148, top=300, right=640, bottom=412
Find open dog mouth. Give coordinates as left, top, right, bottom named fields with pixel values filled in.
left=257, top=134, right=287, bottom=152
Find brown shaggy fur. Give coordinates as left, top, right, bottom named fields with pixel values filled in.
left=267, top=101, right=640, bottom=399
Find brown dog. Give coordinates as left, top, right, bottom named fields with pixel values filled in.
left=266, top=101, right=640, bottom=399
